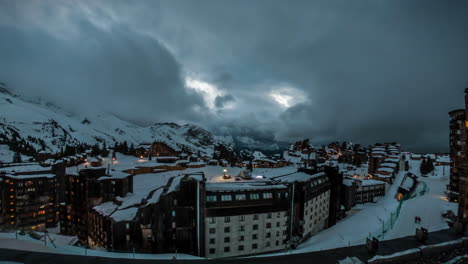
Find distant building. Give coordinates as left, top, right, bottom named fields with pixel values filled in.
left=59, top=167, right=134, bottom=243
left=0, top=164, right=62, bottom=231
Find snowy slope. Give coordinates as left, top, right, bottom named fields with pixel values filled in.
left=0, top=87, right=230, bottom=155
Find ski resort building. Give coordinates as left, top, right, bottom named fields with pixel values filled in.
left=67, top=162, right=339, bottom=258
left=449, top=109, right=466, bottom=195
left=450, top=88, right=468, bottom=230
left=0, top=164, right=64, bottom=231
left=59, top=167, right=134, bottom=243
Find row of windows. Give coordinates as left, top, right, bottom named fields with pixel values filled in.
left=209, top=231, right=287, bottom=244
left=208, top=221, right=287, bottom=234
left=208, top=212, right=287, bottom=224
left=207, top=192, right=288, bottom=202
left=310, top=178, right=328, bottom=188
left=208, top=240, right=286, bottom=254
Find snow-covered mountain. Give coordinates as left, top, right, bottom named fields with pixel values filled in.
left=0, top=84, right=231, bottom=155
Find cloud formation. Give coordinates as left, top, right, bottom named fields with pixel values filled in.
left=1, top=0, right=468, bottom=152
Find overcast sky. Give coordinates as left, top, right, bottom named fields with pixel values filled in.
left=1, top=0, right=468, bottom=152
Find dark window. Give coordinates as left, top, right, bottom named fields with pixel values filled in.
left=240, top=225, right=245, bottom=231
left=224, top=237, right=230, bottom=243
left=224, top=226, right=230, bottom=233
left=240, top=235, right=244, bottom=241
left=209, top=248, right=215, bottom=254
left=266, top=223, right=271, bottom=228
left=267, top=213, right=272, bottom=219
left=209, top=228, right=216, bottom=234
left=253, top=214, right=259, bottom=220
left=224, top=216, right=230, bottom=223
left=266, top=241, right=271, bottom=247
left=238, top=245, right=244, bottom=251
left=252, top=243, right=258, bottom=249
left=209, top=238, right=215, bottom=244
left=253, top=224, right=258, bottom=230
left=266, top=232, right=271, bottom=238
left=252, top=234, right=258, bottom=240
left=224, top=247, right=230, bottom=252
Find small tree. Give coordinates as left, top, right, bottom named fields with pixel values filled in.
left=13, top=151, right=22, bottom=163
left=420, top=158, right=427, bottom=175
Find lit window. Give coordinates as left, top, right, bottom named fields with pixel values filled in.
left=250, top=193, right=260, bottom=200
left=263, top=193, right=273, bottom=199
left=221, top=195, right=232, bottom=201
left=235, top=194, right=246, bottom=201
left=207, top=196, right=217, bottom=202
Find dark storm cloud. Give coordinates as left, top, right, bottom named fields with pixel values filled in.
left=214, top=94, right=235, bottom=108
left=1, top=0, right=468, bottom=152
left=0, top=2, right=206, bottom=124
left=153, top=0, right=468, bottom=152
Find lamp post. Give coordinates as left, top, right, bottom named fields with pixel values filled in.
left=223, top=168, right=228, bottom=179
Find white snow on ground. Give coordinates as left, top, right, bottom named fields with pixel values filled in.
left=385, top=162, right=456, bottom=240
left=0, top=145, right=31, bottom=163
left=260, top=157, right=455, bottom=257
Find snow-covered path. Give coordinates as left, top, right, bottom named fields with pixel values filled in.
left=385, top=163, right=456, bottom=240
left=289, top=167, right=407, bottom=253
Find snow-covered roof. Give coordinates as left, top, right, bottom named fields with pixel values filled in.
left=360, top=179, right=386, bottom=186
left=380, top=162, right=397, bottom=168
left=0, top=164, right=50, bottom=174
left=187, top=161, right=206, bottom=166
left=2, top=173, right=56, bottom=179
left=97, top=170, right=131, bottom=181
left=111, top=207, right=139, bottom=222
left=155, top=156, right=179, bottom=160
left=400, top=176, right=415, bottom=191
left=274, top=172, right=326, bottom=183
left=343, top=178, right=355, bottom=187
left=373, top=173, right=392, bottom=178
left=377, top=167, right=395, bottom=173
left=206, top=182, right=288, bottom=192
left=93, top=201, right=119, bottom=216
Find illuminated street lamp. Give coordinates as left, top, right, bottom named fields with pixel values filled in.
left=223, top=168, right=229, bottom=179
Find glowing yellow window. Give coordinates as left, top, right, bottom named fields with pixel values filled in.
left=465, top=121, right=468, bottom=128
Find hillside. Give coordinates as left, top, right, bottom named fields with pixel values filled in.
left=0, top=84, right=231, bottom=156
